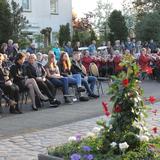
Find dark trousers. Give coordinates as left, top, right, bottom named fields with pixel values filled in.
left=36, top=79, right=56, bottom=99
left=2, top=84, right=19, bottom=102
left=0, top=88, right=10, bottom=102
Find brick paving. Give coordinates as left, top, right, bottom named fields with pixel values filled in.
left=0, top=102, right=159, bottom=160
left=0, top=81, right=159, bottom=160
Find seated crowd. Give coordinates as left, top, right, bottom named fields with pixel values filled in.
left=0, top=38, right=160, bottom=114
left=0, top=40, right=100, bottom=114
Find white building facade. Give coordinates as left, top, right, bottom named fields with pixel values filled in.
left=9, top=0, right=72, bottom=43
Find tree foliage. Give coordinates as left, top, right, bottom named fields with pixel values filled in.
left=58, top=23, right=71, bottom=47
left=133, top=0, right=160, bottom=19
left=92, top=0, right=112, bottom=40
left=108, top=10, right=128, bottom=42
left=10, top=0, right=28, bottom=42
left=0, top=0, right=28, bottom=44
left=0, top=0, right=12, bottom=44
left=122, top=0, right=136, bottom=30
left=135, top=12, right=160, bottom=43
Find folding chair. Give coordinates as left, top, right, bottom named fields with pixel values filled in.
left=89, top=62, right=110, bottom=95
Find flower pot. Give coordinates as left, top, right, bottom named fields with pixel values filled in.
left=38, top=154, right=64, bottom=160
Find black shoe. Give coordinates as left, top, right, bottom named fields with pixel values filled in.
left=65, top=98, right=73, bottom=104
left=40, top=98, right=49, bottom=102
left=53, top=99, right=61, bottom=105
left=15, top=105, right=23, bottom=114
left=50, top=104, right=59, bottom=108
left=32, top=105, right=38, bottom=111
left=77, top=87, right=85, bottom=92
left=49, top=99, right=59, bottom=108
left=9, top=106, right=18, bottom=114
left=88, top=94, right=99, bottom=98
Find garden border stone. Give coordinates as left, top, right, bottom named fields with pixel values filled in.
left=38, top=154, right=64, bottom=160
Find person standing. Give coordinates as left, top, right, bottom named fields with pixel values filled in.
left=52, top=42, right=61, bottom=61
left=64, top=41, right=73, bottom=57
left=88, top=40, right=97, bottom=57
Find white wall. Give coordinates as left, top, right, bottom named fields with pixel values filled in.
left=10, top=0, right=72, bottom=33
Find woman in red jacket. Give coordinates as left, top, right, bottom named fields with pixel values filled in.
left=113, top=50, right=123, bottom=75
left=139, top=48, right=151, bottom=71
left=139, top=48, right=151, bottom=79
left=81, top=50, right=96, bottom=73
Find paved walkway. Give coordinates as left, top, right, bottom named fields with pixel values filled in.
left=0, top=102, right=159, bottom=160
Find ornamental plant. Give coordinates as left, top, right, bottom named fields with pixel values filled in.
left=97, top=53, right=148, bottom=153
left=48, top=52, right=160, bottom=159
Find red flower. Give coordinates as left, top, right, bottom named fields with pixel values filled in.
left=148, top=96, right=156, bottom=104
left=114, top=105, right=122, bottom=113
left=151, top=109, right=158, bottom=116
left=145, top=66, right=153, bottom=75
left=152, top=127, right=158, bottom=134
left=102, top=101, right=108, bottom=111
left=105, top=111, right=111, bottom=117
left=102, top=101, right=110, bottom=117
left=122, top=79, right=129, bottom=87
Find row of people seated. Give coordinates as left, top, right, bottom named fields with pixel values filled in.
left=81, top=48, right=160, bottom=78
left=0, top=51, right=99, bottom=114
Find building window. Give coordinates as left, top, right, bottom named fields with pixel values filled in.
left=50, top=0, right=58, bottom=14
left=22, top=0, right=31, bottom=11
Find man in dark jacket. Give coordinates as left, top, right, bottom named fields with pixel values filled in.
left=71, top=51, right=99, bottom=98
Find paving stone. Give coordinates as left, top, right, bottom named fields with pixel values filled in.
left=0, top=102, right=159, bottom=160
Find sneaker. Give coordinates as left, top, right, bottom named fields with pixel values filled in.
left=88, top=94, right=99, bottom=98
left=77, top=87, right=86, bottom=92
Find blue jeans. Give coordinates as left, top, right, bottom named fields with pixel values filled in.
left=49, top=77, right=69, bottom=95
left=82, top=76, right=97, bottom=95
left=71, top=74, right=82, bottom=87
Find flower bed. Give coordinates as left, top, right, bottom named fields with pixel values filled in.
left=47, top=53, right=160, bottom=160
left=48, top=136, right=160, bottom=160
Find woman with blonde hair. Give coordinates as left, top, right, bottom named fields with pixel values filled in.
left=58, top=51, right=85, bottom=92
left=45, top=51, right=77, bottom=103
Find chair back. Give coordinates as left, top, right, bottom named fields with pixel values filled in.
left=89, top=62, right=99, bottom=77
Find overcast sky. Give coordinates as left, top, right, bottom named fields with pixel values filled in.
left=72, top=0, right=124, bottom=17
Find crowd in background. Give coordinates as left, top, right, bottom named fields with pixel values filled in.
left=0, top=37, right=160, bottom=114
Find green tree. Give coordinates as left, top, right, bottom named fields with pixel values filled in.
left=0, top=0, right=12, bottom=44
left=59, top=23, right=71, bottom=47
left=108, top=10, right=128, bottom=42
left=92, top=0, right=112, bottom=40
left=10, top=0, right=28, bottom=42
left=135, top=12, right=160, bottom=43
left=122, top=0, right=136, bottom=31
left=90, top=29, right=97, bottom=42
left=133, top=0, right=160, bottom=19
left=72, top=30, right=80, bottom=45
